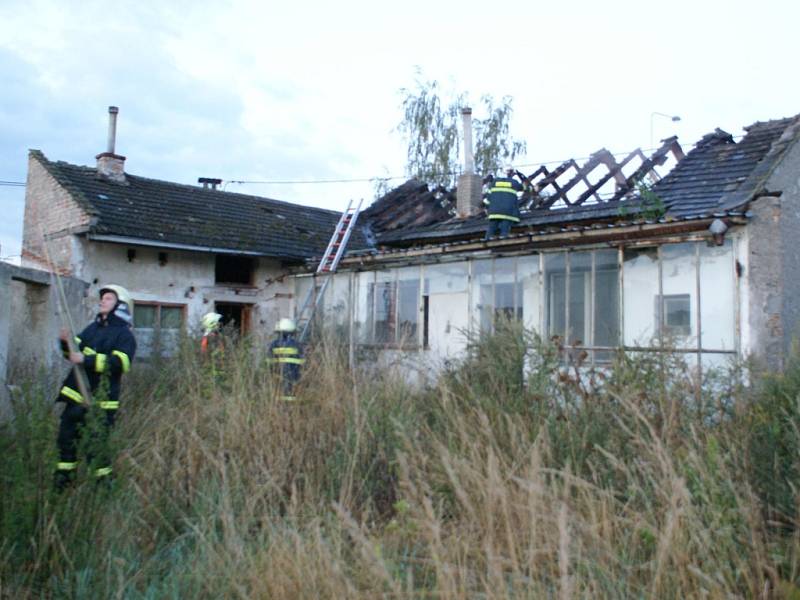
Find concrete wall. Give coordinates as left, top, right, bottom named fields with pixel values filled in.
left=0, top=262, right=89, bottom=418
left=76, top=240, right=293, bottom=348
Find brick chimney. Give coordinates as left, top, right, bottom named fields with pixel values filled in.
left=96, top=106, right=126, bottom=183
left=456, top=107, right=482, bottom=218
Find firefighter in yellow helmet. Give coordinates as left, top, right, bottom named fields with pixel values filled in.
left=55, top=284, right=136, bottom=489
left=268, top=318, right=305, bottom=401
left=200, top=312, right=223, bottom=354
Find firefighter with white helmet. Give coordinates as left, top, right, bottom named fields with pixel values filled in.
left=200, top=312, right=223, bottom=353
left=268, top=317, right=305, bottom=401
left=55, top=284, right=136, bottom=489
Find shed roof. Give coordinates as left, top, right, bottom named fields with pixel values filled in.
left=30, top=150, right=348, bottom=260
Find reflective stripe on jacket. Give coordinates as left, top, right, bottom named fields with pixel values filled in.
left=484, top=176, right=522, bottom=222
left=58, top=312, right=136, bottom=409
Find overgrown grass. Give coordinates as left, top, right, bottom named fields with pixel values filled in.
left=2, top=326, right=800, bottom=598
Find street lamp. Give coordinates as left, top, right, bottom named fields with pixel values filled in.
left=650, top=112, right=681, bottom=148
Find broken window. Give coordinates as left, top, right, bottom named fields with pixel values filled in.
left=494, top=257, right=517, bottom=324
left=623, top=247, right=659, bottom=345
left=424, top=262, right=469, bottom=358
left=517, top=255, right=540, bottom=331
left=134, top=302, right=185, bottom=357
left=358, top=267, right=420, bottom=347
left=215, top=255, right=254, bottom=285
left=471, top=259, right=493, bottom=334
left=699, top=239, right=735, bottom=350
left=545, top=253, right=567, bottom=339
left=594, top=249, right=620, bottom=360
left=660, top=243, right=696, bottom=348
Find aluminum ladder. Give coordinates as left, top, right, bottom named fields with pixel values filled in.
left=296, top=199, right=362, bottom=343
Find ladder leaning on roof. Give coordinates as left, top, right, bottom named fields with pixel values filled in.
left=296, top=199, right=362, bottom=343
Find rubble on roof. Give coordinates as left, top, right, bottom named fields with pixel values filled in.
left=359, top=114, right=800, bottom=249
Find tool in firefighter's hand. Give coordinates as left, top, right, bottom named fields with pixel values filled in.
left=39, top=225, right=92, bottom=405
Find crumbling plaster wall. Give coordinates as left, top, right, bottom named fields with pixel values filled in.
left=0, top=262, right=88, bottom=419
left=76, top=240, right=292, bottom=340
left=21, top=155, right=93, bottom=275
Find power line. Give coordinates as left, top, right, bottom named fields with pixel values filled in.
left=223, top=145, right=677, bottom=188
left=0, top=180, right=26, bottom=187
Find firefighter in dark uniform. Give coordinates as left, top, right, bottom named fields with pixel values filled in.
left=484, top=165, right=524, bottom=239
left=268, top=318, right=305, bottom=402
left=55, top=284, right=136, bottom=489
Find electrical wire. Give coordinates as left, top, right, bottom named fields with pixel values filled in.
left=0, top=180, right=26, bottom=187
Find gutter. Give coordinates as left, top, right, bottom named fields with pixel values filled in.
left=86, top=234, right=306, bottom=259
left=337, top=215, right=748, bottom=268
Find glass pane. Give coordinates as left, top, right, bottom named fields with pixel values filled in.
left=545, top=253, right=566, bottom=338
left=471, top=259, right=493, bottom=334
left=594, top=249, right=619, bottom=348
left=494, top=257, right=516, bottom=324
left=623, top=247, right=659, bottom=346
left=517, top=255, right=540, bottom=331
left=354, top=271, right=374, bottom=344
left=326, top=273, right=351, bottom=328
left=397, top=267, right=420, bottom=345
left=568, top=252, right=591, bottom=345
left=136, top=305, right=156, bottom=329
left=424, top=262, right=468, bottom=294
left=661, top=243, right=697, bottom=349
left=160, top=306, right=183, bottom=330
left=295, top=276, right=314, bottom=319
left=699, top=240, right=735, bottom=351
left=373, top=273, right=396, bottom=344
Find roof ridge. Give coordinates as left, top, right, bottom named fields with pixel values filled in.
left=39, top=154, right=343, bottom=216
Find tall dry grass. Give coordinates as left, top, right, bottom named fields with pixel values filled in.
left=1, top=324, right=800, bottom=598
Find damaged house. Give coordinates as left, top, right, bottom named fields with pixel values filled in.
left=13, top=107, right=800, bottom=379
left=293, top=111, right=800, bottom=375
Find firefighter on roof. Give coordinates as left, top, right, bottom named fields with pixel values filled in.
left=55, top=284, right=136, bottom=489
left=484, top=165, right=525, bottom=239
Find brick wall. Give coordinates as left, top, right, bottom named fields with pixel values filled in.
left=21, top=153, right=92, bottom=276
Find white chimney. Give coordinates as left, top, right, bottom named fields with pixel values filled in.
left=96, top=106, right=126, bottom=183
left=456, top=107, right=482, bottom=218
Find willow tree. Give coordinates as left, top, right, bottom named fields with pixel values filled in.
left=396, top=77, right=527, bottom=189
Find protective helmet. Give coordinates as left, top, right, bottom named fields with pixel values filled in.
left=99, top=284, right=133, bottom=323
left=503, top=164, right=515, bottom=174
left=201, top=312, right=223, bottom=333
left=277, top=318, right=297, bottom=333
left=99, top=284, right=131, bottom=306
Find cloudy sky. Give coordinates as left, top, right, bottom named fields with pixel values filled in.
left=1, top=0, right=798, bottom=262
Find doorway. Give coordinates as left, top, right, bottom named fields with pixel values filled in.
left=214, top=302, right=253, bottom=336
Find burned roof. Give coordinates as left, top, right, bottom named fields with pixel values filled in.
left=365, top=115, right=800, bottom=247
left=30, top=150, right=349, bottom=260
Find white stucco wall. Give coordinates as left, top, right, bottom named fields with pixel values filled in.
left=73, top=240, right=293, bottom=350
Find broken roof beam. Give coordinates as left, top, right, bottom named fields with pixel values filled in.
left=533, top=159, right=579, bottom=208
left=608, top=137, right=685, bottom=203
left=571, top=148, right=639, bottom=206
left=540, top=149, right=625, bottom=208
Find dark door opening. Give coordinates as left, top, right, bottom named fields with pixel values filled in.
left=214, top=302, right=252, bottom=336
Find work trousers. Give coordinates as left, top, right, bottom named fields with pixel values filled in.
left=55, top=402, right=116, bottom=489
left=485, top=218, right=513, bottom=239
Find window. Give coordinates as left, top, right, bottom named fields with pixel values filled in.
left=360, top=267, right=420, bottom=346
left=215, top=255, right=254, bottom=285
left=470, top=256, right=529, bottom=335
left=656, top=294, right=691, bottom=337
left=545, top=249, right=620, bottom=361
left=135, top=302, right=186, bottom=357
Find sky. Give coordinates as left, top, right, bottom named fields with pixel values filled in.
left=1, top=0, right=799, bottom=263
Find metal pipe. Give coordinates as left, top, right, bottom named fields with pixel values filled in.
left=107, top=106, right=119, bottom=154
